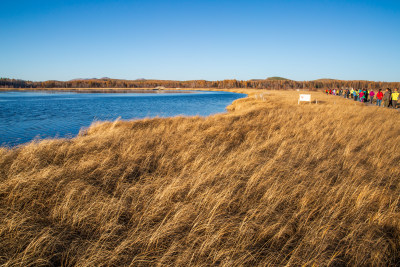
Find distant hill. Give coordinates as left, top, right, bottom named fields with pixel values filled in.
left=266, top=77, right=291, bottom=81
left=314, top=78, right=337, bottom=82
left=69, top=78, right=96, bottom=81
left=69, top=77, right=112, bottom=81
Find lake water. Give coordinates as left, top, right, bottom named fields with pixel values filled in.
left=0, top=90, right=246, bottom=147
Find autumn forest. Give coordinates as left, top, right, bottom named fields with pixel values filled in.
left=1, top=78, right=399, bottom=91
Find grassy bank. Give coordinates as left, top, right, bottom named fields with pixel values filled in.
left=0, top=90, right=399, bottom=266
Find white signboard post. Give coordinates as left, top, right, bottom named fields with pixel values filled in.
left=298, top=94, right=311, bottom=104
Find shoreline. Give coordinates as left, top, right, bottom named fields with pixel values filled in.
left=0, top=87, right=252, bottom=98
left=0, top=87, right=226, bottom=92
left=0, top=87, right=254, bottom=94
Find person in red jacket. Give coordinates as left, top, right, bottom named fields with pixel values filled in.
left=359, top=91, right=365, bottom=102
left=376, top=89, right=383, bottom=107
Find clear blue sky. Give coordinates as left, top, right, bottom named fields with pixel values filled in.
left=1, top=0, right=399, bottom=82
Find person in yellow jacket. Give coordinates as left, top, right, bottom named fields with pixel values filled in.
left=392, top=88, right=399, bottom=109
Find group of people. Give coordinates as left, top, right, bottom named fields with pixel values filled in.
left=325, top=88, right=399, bottom=109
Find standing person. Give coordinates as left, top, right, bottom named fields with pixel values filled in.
left=363, top=89, right=368, bottom=103
left=369, top=89, right=375, bottom=104
left=353, top=89, right=358, bottom=101
left=359, top=90, right=364, bottom=102
left=392, top=88, right=399, bottom=109
left=383, top=88, right=391, bottom=107
left=376, top=89, right=383, bottom=107
left=388, top=89, right=393, bottom=108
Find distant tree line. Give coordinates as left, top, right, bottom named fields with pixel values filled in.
left=1, top=78, right=399, bottom=91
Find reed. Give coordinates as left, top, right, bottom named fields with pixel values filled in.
left=0, top=90, right=399, bottom=266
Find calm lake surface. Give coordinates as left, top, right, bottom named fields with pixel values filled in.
left=0, top=90, right=246, bottom=147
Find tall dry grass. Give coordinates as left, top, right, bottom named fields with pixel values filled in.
left=0, top=90, right=399, bottom=266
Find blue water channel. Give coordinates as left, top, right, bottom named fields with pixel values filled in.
left=0, top=90, right=246, bottom=147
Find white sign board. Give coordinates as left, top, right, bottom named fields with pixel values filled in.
left=298, top=94, right=311, bottom=104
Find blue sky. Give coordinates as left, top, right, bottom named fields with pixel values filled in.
left=1, top=0, right=399, bottom=81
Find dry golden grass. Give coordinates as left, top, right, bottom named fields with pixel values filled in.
left=0, top=90, right=399, bottom=266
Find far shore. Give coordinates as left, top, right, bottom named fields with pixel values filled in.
left=0, top=87, right=316, bottom=99
left=0, top=87, right=217, bottom=92
left=0, top=87, right=258, bottom=98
